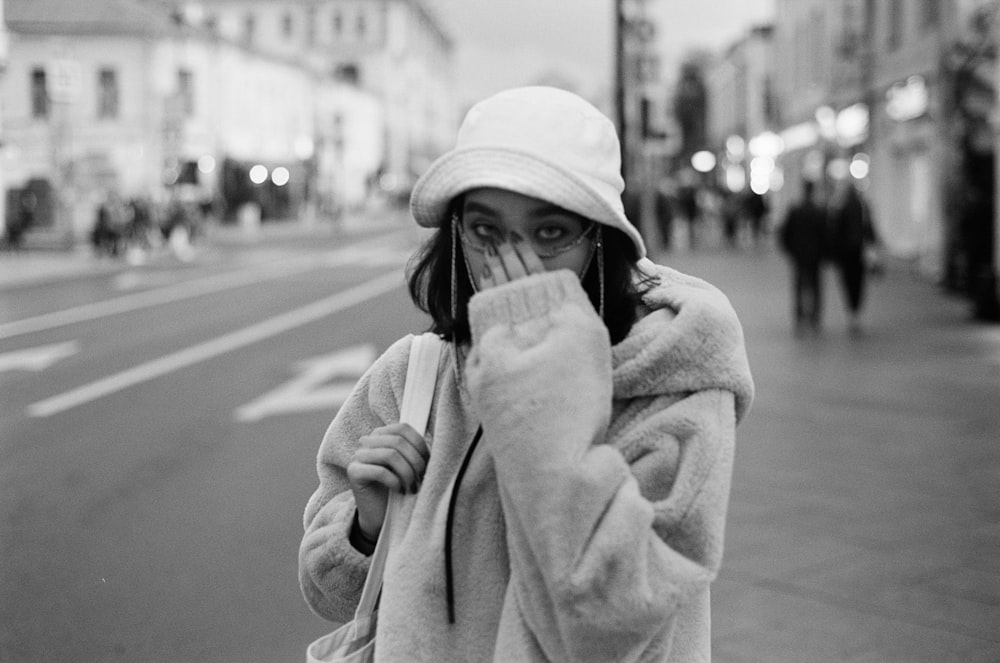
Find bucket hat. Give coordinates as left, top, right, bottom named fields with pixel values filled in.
left=410, top=86, right=646, bottom=259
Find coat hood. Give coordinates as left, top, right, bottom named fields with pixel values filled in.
left=612, top=260, right=754, bottom=422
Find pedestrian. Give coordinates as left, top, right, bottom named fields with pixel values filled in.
left=778, top=179, right=827, bottom=335
left=299, top=86, right=754, bottom=662
left=828, top=181, right=882, bottom=334
left=677, top=182, right=700, bottom=249
left=741, top=189, right=769, bottom=247
left=654, top=180, right=675, bottom=251
left=721, top=188, right=741, bottom=249
left=91, top=190, right=126, bottom=257
left=4, top=190, right=35, bottom=251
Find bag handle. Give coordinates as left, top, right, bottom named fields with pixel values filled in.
left=354, top=333, right=443, bottom=619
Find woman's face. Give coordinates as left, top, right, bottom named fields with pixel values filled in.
left=457, top=188, right=596, bottom=289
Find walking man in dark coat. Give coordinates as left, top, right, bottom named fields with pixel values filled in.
left=779, top=180, right=827, bottom=335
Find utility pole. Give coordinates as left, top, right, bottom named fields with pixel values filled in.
left=615, top=0, right=628, bottom=183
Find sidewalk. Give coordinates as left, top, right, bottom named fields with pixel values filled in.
left=0, top=206, right=414, bottom=290
left=656, top=245, right=1000, bottom=662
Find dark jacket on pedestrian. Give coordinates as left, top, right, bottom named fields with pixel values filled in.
left=779, top=199, right=827, bottom=267
left=828, top=187, right=877, bottom=264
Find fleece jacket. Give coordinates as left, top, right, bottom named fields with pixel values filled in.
left=300, top=263, right=754, bottom=662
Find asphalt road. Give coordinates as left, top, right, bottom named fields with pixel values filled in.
left=2, top=224, right=999, bottom=662
left=1, top=227, right=430, bottom=662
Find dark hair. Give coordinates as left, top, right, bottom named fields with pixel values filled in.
left=406, top=209, right=654, bottom=346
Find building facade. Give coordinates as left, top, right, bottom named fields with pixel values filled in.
left=705, top=25, right=777, bottom=198
left=190, top=0, right=455, bottom=198
left=768, top=0, right=995, bottom=286
left=1, top=0, right=386, bottom=243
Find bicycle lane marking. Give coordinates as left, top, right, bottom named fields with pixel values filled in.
left=26, top=272, right=402, bottom=418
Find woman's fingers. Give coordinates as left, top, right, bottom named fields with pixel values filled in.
left=348, top=424, right=431, bottom=540
left=481, top=236, right=542, bottom=289
left=372, top=423, right=430, bottom=459
left=512, top=233, right=546, bottom=274
left=480, top=261, right=497, bottom=289
left=483, top=245, right=506, bottom=287
left=495, top=239, right=528, bottom=280
left=354, top=424, right=430, bottom=493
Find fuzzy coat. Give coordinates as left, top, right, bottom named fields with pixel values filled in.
left=300, top=263, right=754, bottom=662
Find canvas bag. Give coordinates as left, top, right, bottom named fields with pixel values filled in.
left=306, top=333, right=444, bottom=663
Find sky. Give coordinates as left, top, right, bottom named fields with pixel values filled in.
left=427, top=0, right=774, bottom=112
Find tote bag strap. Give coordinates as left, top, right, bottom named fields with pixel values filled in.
left=353, top=333, right=443, bottom=619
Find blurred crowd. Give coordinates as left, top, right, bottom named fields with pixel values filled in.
left=88, top=189, right=208, bottom=264
left=649, top=181, right=771, bottom=252
left=646, top=175, right=882, bottom=338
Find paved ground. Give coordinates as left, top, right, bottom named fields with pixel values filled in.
left=660, top=245, right=1000, bottom=662
left=3, top=222, right=999, bottom=661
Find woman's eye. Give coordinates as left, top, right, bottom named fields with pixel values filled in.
left=470, top=224, right=502, bottom=242
left=537, top=226, right=568, bottom=242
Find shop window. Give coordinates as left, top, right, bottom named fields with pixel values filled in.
left=30, top=68, right=48, bottom=118
left=97, top=68, right=119, bottom=119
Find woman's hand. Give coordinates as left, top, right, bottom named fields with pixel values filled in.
left=480, top=233, right=546, bottom=289
left=346, top=423, right=430, bottom=540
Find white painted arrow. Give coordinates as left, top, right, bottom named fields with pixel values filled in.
left=0, top=341, right=79, bottom=373
left=235, top=344, right=377, bottom=422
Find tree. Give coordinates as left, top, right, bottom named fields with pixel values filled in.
left=941, top=3, right=999, bottom=319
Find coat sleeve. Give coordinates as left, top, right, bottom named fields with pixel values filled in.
left=465, top=270, right=738, bottom=662
left=298, top=336, right=410, bottom=622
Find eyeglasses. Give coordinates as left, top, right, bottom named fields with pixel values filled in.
left=452, top=214, right=597, bottom=259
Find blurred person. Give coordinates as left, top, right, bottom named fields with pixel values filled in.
left=741, top=189, right=769, bottom=247
left=677, top=180, right=700, bottom=249
left=654, top=179, right=675, bottom=251
left=299, top=87, right=754, bottom=662
left=4, top=190, right=36, bottom=251
left=828, top=181, right=882, bottom=335
left=779, top=179, right=827, bottom=335
left=163, top=192, right=198, bottom=262
left=721, top=188, right=741, bottom=249
left=91, top=189, right=126, bottom=257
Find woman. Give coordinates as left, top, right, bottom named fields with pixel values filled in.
left=299, top=87, right=754, bottom=662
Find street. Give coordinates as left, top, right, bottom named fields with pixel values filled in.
left=1, top=222, right=430, bottom=662
left=2, top=220, right=999, bottom=662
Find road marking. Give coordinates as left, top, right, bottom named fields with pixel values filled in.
left=26, top=273, right=402, bottom=418
left=235, top=344, right=377, bottom=422
left=323, top=246, right=413, bottom=268
left=112, top=271, right=185, bottom=291
left=0, top=341, right=79, bottom=373
left=0, top=231, right=412, bottom=341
